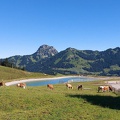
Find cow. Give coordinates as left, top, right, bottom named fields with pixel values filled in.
left=17, top=83, right=26, bottom=89
left=47, top=84, right=54, bottom=90
left=66, top=83, right=73, bottom=89
left=0, top=81, right=5, bottom=87
left=77, top=85, right=82, bottom=90
left=98, top=86, right=112, bottom=92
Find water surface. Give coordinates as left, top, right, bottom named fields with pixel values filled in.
left=26, top=76, right=97, bottom=87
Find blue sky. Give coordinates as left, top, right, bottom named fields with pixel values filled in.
left=0, top=0, right=120, bottom=58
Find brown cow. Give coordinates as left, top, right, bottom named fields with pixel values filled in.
left=17, top=83, right=26, bottom=89
left=77, top=85, right=82, bottom=90
left=47, top=84, right=54, bottom=90
left=66, top=83, right=73, bottom=89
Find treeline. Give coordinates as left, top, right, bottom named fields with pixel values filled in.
left=0, top=58, right=25, bottom=71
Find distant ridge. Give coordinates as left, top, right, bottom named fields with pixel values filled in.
left=1, top=45, right=120, bottom=76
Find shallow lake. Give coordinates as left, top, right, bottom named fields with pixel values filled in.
left=26, top=76, right=97, bottom=87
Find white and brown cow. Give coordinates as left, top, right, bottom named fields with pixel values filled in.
left=17, top=83, right=26, bottom=89
left=98, top=86, right=112, bottom=92
left=66, top=83, right=73, bottom=89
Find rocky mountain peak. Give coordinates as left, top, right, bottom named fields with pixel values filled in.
left=34, top=44, right=58, bottom=58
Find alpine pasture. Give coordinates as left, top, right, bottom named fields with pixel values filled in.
left=0, top=66, right=120, bottom=120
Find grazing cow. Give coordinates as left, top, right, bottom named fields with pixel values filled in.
left=17, top=83, right=26, bottom=89
left=109, top=86, right=113, bottom=91
left=66, top=83, right=73, bottom=89
left=47, top=84, right=54, bottom=90
left=98, top=86, right=112, bottom=92
left=77, top=85, right=82, bottom=90
left=0, top=81, right=5, bottom=87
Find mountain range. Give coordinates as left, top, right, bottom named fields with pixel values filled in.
left=1, top=44, right=120, bottom=76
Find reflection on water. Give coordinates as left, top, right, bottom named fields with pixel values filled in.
left=26, top=77, right=96, bottom=87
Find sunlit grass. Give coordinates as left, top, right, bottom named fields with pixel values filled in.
left=0, top=66, right=120, bottom=119
left=0, top=66, right=53, bottom=82
left=0, top=80, right=119, bottom=120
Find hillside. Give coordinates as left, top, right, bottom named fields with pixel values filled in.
left=23, top=47, right=120, bottom=76
left=0, top=66, right=53, bottom=82
left=1, top=45, right=120, bottom=76
left=4, top=44, right=58, bottom=70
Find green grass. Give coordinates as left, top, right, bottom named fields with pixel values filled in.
left=0, top=80, right=119, bottom=120
left=0, top=66, right=120, bottom=120
left=0, top=66, right=54, bottom=82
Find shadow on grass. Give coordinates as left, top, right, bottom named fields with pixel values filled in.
left=68, top=94, right=120, bottom=110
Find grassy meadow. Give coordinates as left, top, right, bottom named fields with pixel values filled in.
left=0, top=80, right=120, bottom=120
left=0, top=66, right=120, bottom=120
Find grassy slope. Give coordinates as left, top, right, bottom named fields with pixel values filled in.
left=0, top=66, right=53, bottom=82
left=0, top=66, right=120, bottom=120
left=0, top=81, right=120, bottom=120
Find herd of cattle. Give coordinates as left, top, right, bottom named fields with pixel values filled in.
left=47, top=83, right=83, bottom=90
left=47, top=83, right=113, bottom=92
left=0, top=81, right=114, bottom=92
